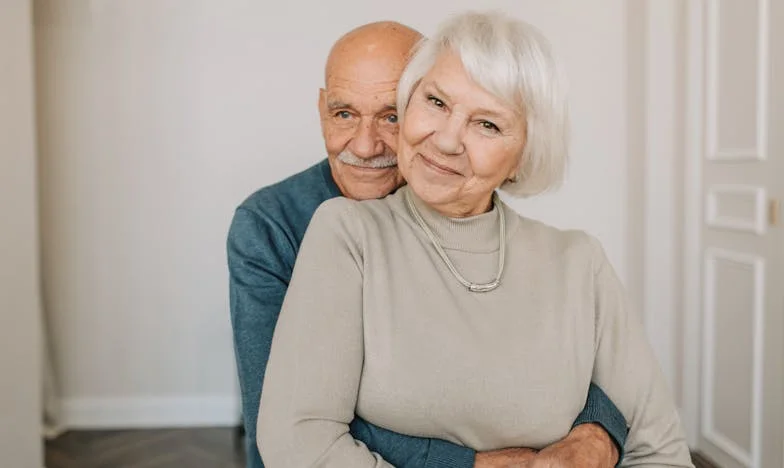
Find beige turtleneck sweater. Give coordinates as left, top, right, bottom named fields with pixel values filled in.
left=257, top=186, right=693, bottom=468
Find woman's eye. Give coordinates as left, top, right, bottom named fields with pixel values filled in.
left=481, top=121, right=500, bottom=133
left=427, top=95, right=445, bottom=108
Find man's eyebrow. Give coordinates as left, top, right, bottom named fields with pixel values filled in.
left=378, top=104, right=397, bottom=114
left=327, top=102, right=398, bottom=115
left=327, top=101, right=354, bottom=111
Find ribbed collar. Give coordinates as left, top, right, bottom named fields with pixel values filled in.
left=400, top=185, right=516, bottom=253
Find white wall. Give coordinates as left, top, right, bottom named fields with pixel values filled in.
left=35, top=0, right=640, bottom=427
left=641, top=0, right=684, bottom=403
left=0, top=0, right=44, bottom=465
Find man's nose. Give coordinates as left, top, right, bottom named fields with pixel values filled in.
left=350, top=119, right=385, bottom=158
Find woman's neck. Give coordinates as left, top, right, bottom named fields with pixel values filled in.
left=428, top=194, right=495, bottom=219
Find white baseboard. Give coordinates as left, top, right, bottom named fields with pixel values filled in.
left=61, top=396, right=241, bottom=429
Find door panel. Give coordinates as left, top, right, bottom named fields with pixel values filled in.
left=697, top=0, right=783, bottom=467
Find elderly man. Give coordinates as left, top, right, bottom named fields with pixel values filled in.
left=228, top=21, right=627, bottom=468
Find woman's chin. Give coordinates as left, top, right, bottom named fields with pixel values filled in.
left=408, top=178, right=453, bottom=207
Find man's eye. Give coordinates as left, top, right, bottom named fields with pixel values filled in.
left=336, top=111, right=351, bottom=119
left=386, top=114, right=398, bottom=124
left=427, top=95, right=445, bottom=108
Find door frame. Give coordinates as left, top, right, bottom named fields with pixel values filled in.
left=639, top=0, right=701, bottom=447
left=680, top=0, right=704, bottom=450
left=638, top=0, right=695, bottom=443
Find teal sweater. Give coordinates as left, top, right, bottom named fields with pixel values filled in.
left=227, top=159, right=628, bottom=468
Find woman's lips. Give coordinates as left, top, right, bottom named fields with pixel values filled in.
left=418, top=153, right=462, bottom=176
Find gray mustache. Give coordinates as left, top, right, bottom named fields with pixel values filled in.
left=338, top=151, right=397, bottom=169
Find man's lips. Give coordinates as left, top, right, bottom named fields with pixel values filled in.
left=418, top=153, right=462, bottom=176
left=341, top=161, right=397, bottom=172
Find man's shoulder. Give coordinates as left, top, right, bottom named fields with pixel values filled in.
left=228, top=160, right=341, bottom=251
left=236, top=160, right=337, bottom=223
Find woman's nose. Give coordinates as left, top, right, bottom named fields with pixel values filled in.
left=432, top=115, right=465, bottom=156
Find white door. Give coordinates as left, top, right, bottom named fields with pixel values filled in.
left=693, top=0, right=783, bottom=467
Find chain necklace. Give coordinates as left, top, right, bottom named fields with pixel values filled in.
left=406, top=191, right=506, bottom=293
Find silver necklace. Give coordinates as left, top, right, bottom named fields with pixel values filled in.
left=406, top=192, right=506, bottom=293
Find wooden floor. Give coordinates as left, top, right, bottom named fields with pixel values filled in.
left=45, top=427, right=246, bottom=468
left=692, top=451, right=721, bottom=468
left=46, top=427, right=720, bottom=468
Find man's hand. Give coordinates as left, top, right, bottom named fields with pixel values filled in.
left=473, top=423, right=618, bottom=468
left=474, top=447, right=538, bottom=468
left=526, top=423, right=618, bottom=468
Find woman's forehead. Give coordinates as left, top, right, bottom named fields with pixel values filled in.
left=421, top=52, right=522, bottom=119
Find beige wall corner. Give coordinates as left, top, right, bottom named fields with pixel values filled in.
left=0, top=0, right=44, bottom=466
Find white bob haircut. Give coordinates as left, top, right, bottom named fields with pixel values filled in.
left=396, top=11, right=570, bottom=197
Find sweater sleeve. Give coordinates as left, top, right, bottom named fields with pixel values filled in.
left=589, top=236, right=694, bottom=468
left=257, top=199, right=395, bottom=468
left=572, top=383, right=629, bottom=465
left=227, top=206, right=296, bottom=468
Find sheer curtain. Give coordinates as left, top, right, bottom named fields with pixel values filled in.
left=33, top=0, right=63, bottom=441
left=41, top=317, right=62, bottom=439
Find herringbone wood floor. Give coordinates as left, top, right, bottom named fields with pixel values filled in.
left=45, top=427, right=719, bottom=468
left=45, top=427, right=246, bottom=468
left=692, top=452, right=721, bottom=468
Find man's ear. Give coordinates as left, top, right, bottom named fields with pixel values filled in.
left=318, top=88, right=327, bottom=121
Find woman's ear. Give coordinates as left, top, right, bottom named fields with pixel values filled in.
left=507, top=157, right=523, bottom=183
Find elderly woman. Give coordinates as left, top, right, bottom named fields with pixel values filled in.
left=258, top=10, right=693, bottom=468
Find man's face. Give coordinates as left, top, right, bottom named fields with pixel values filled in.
left=319, top=62, right=405, bottom=200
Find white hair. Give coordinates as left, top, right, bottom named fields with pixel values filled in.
left=397, top=11, right=570, bottom=197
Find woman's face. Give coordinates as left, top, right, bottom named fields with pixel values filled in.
left=398, top=51, right=527, bottom=218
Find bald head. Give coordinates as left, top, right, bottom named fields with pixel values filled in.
left=318, top=21, right=422, bottom=201
left=325, top=21, right=423, bottom=85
